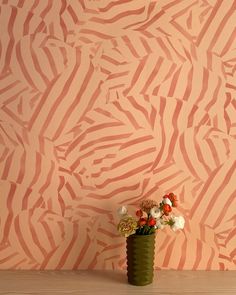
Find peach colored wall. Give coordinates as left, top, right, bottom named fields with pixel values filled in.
left=0, top=0, right=235, bottom=270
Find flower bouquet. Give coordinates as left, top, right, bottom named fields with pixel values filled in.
left=117, top=193, right=185, bottom=286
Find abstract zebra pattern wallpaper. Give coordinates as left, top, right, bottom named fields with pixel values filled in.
left=0, top=0, right=235, bottom=270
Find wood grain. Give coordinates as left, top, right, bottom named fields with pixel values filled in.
left=0, top=270, right=235, bottom=294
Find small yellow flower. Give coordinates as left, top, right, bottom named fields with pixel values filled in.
left=117, top=216, right=138, bottom=237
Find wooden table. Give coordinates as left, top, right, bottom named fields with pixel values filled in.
left=0, top=270, right=235, bottom=294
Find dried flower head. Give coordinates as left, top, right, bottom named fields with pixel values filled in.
left=140, top=199, right=158, bottom=213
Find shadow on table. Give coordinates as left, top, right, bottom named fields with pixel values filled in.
left=85, top=270, right=127, bottom=284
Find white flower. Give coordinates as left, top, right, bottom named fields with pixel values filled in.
left=150, top=206, right=161, bottom=219
left=170, top=216, right=185, bottom=231
left=155, top=219, right=165, bottom=229
left=117, top=206, right=128, bottom=216
left=163, top=197, right=172, bottom=207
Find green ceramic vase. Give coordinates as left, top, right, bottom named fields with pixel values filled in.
left=126, top=233, right=155, bottom=286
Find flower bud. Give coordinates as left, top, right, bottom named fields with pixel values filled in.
left=163, top=197, right=172, bottom=207
left=117, top=206, right=128, bottom=216
left=136, top=209, right=143, bottom=217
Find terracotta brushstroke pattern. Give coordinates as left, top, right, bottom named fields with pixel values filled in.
left=0, top=0, right=235, bottom=270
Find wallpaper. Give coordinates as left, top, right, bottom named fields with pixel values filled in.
left=0, top=0, right=236, bottom=270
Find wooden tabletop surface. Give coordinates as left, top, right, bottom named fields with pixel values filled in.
left=0, top=270, right=235, bottom=294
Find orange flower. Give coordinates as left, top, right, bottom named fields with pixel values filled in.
left=163, top=204, right=172, bottom=215
left=136, top=209, right=143, bottom=217
left=138, top=217, right=147, bottom=226
left=172, top=200, right=178, bottom=207
left=164, top=193, right=178, bottom=207
left=168, top=193, right=178, bottom=202
left=148, top=218, right=156, bottom=226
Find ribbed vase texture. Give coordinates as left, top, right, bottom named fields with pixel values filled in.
left=126, top=234, right=155, bottom=286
